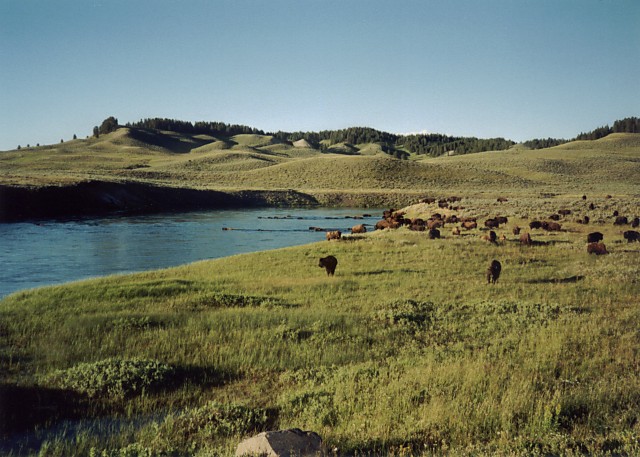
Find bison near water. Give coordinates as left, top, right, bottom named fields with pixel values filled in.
left=486, top=260, right=502, bottom=284
left=326, top=230, right=342, bottom=241
left=318, top=255, right=338, bottom=276
left=350, top=224, right=366, bottom=234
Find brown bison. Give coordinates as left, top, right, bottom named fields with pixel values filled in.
left=350, top=224, right=367, bottom=234
left=587, top=232, right=604, bottom=243
left=326, top=230, right=342, bottom=241
left=497, top=197, right=508, bottom=202
left=486, top=260, right=502, bottom=284
left=318, top=255, right=338, bottom=276
left=512, top=226, right=521, bottom=235
left=587, top=242, right=608, bottom=255
left=462, top=221, right=478, bottom=230
left=451, top=226, right=461, bottom=236
left=558, top=209, right=572, bottom=216
left=519, top=232, right=532, bottom=246
left=428, top=228, right=441, bottom=239
left=623, top=230, right=640, bottom=243
left=544, top=221, right=562, bottom=231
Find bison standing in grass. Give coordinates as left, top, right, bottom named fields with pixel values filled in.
left=318, top=255, right=338, bottom=276
left=587, top=232, right=604, bottom=243
left=623, top=230, right=640, bottom=243
left=587, top=242, right=608, bottom=255
left=486, top=260, right=502, bottom=284
left=326, top=230, right=341, bottom=241
left=350, top=224, right=366, bottom=234
left=519, top=232, right=532, bottom=246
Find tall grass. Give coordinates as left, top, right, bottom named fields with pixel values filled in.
left=1, top=196, right=639, bottom=455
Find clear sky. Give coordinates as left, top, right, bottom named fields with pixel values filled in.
left=1, top=0, right=638, bottom=150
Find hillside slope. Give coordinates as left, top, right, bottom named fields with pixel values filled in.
left=1, top=129, right=638, bottom=219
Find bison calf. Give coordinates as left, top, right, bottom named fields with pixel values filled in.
left=318, top=255, right=338, bottom=276
left=486, top=260, right=502, bottom=284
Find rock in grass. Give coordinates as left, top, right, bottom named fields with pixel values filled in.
left=236, top=428, right=326, bottom=457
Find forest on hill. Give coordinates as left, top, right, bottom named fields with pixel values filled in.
left=123, top=116, right=640, bottom=156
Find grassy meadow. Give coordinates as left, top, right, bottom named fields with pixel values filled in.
left=1, top=194, right=639, bottom=456
left=1, top=130, right=639, bottom=455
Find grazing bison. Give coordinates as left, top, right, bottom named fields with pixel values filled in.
left=519, top=232, right=532, bottom=246
left=587, top=232, right=604, bottom=243
left=632, top=217, right=639, bottom=228
left=350, top=224, right=366, bottom=234
left=427, top=218, right=444, bottom=229
left=529, top=220, right=543, bottom=230
left=587, top=242, right=608, bottom=255
left=544, top=221, right=562, bottom=232
left=484, top=218, right=500, bottom=229
left=512, top=226, right=521, bottom=235
left=623, top=230, right=640, bottom=243
left=558, top=209, right=572, bottom=216
left=486, top=260, right=502, bottom=284
left=428, top=228, right=441, bottom=239
left=495, top=216, right=508, bottom=225
left=326, top=230, right=341, bottom=241
left=549, top=214, right=561, bottom=221
left=318, top=255, right=338, bottom=276
left=614, top=216, right=628, bottom=225
left=497, top=197, right=508, bottom=202
left=462, top=221, right=478, bottom=230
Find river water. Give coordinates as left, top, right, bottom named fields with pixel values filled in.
left=0, top=207, right=380, bottom=298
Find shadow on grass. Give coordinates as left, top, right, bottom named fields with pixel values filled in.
left=0, top=384, right=87, bottom=435
left=526, top=275, right=585, bottom=284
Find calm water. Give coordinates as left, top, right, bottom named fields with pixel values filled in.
left=0, top=207, right=380, bottom=298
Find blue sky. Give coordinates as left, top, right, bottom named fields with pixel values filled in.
left=1, top=0, right=638, bottom=150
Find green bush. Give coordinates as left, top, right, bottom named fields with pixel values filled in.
left=42, top=358, right=175, bottom=399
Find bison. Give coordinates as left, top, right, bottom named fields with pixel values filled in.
left=519, top=232, right=532, bottom=246
left=481, top=231, right=497, bottom=243
left=587, top=232, right=604, bottom=243
left=623, top=230, right=640, bottom=243
left=428, top=228, right=441, bottom=239
left=326, top=230, right=342, bottom=241
left=484, top=218, right=500, bottom=229
left=318, top=255, right=338, bottom=276
left=529, top=220, right=543, bottom=230
left=462, top=221, right=478, bottom=230
left=587, top=242, right=608, bottom=255
left=486, top=260, right=502, bottom=284
left=614, top=216, right=628, bottom=225
left=451, top=226, right=461, bottom=236
left=512, top=226, right=521, bottom=235
left=350, top=224, right=367, bottom=234
left=632, top=217, right=639, bottom=228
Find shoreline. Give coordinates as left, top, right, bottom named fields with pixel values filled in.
left=0, top=181, right=422, bottom=222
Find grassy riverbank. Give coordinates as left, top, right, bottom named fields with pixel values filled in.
left=1, top=194, right=639, bottom=456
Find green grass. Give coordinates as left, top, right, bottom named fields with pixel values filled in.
left=2, top=129, right=638, bottom=198
left=1, top=196, right=639, bottom=455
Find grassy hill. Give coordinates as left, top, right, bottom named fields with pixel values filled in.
left=1, top=128, right=639, bottom=196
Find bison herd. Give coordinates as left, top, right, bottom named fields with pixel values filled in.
left=318, top=197, right=639, bottom=279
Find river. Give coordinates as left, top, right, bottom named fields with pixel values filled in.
left=0, top=207, right=380, bottom=298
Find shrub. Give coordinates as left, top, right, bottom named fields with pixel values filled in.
left=42, top=358, right=175, bottom=399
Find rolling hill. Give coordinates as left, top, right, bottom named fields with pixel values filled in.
left=1, top=125, right=639, bottom=220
